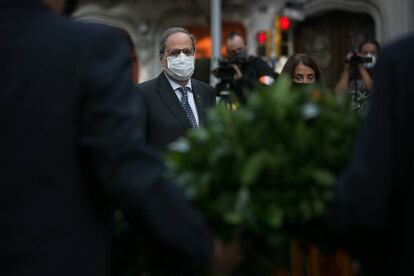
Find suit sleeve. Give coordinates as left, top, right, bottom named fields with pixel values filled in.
left=210, top=85, right=217, bottom=106
left=135, top=85, right=148, bottom=144
left=333, top=50, right=395, bottom=231
left=78, top=26, right=213, bottom=271
left=254, top=57, right=274, bottom=77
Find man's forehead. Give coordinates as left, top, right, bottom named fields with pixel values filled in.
left=227, top=36, right=245, bottom=49
left=166, top=32, right=192, bottom=48
left=360, top=43, right=378, bottom=53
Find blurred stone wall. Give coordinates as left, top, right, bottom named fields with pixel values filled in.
left=72, top=0, right=414, bottom=83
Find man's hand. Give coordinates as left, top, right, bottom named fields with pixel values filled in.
left=343, top=52, right=356, bottom=71
left=230, top=64, right=243, bottom=80
left=335, top=52, right=355, bottom=93
left=208, top=239, right=242, bottom=274
left=358, top=63, right=374, bottom=92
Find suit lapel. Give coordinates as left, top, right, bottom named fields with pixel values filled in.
left=157, top=73, right=192, bottom=129
left=191, top=79, right=207, bottom=126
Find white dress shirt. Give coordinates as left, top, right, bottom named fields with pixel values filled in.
left=164, top=72, right=199, bottom=126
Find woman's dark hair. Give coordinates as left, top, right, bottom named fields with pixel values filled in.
left=281, top=53, right=321, bottom=82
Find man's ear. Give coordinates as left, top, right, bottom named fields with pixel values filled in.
left=160, top=54, right=166, bottom=66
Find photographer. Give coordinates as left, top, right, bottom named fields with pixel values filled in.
left=335, top=40, right=380, bottom=112
left=223, top=31, right=276, bottom=103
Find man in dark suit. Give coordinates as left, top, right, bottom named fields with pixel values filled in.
left=333, top=34, right=414, bottom=275
left=0, top=1, right=239, bottom=275
left=136, top=27, right=216, bottom=152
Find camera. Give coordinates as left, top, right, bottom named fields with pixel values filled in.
left=228, top=53, right=248, bottom=66
left=212, top=56, right=249, bottom=104
left=346, top=53, right=373, bottom=67
left=212, top=59, right=236, bottom=104
left=212, top=59, right=236, bottom=82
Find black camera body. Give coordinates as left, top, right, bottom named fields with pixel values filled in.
left=212, top=57, right=248, bottom=81
left=346, top=53, right=373, bottom=67
left=213, top=56, right=250, bottom=103
left=229, top=55, right=248, bottom=66
left=212, top=59, right=236, bottom=82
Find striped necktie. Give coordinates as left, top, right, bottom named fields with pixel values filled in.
left=177, top=86, right=198, bottom=128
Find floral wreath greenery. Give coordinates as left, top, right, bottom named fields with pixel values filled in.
left=166, top=77, right=360, bottom=275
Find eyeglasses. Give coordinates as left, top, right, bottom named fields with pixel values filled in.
left=165, top=48, right=195, bottom=57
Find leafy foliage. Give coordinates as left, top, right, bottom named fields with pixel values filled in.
left=167, top=77, right=360, bottom=274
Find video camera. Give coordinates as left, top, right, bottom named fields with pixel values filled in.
left=346, top=52, right=373, bottom=68
left=212, top=59, right=236, bottom=83
left=212, top=55, right=248, bottom=81
left=212, top=59, right=236, bottom=104
left=212, top=55, right=249, bottom=104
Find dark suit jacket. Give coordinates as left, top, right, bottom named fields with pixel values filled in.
left=0, top=1, right=212, bottom=275
left=136, top=73, right=215, bottom=151
left=333, top=34, right=414, bottom=275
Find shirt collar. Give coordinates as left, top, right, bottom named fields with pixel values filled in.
left=164, top=72, right=193, bottom=92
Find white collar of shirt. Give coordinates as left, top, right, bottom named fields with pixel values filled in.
left=164, top=72, right=193, bottom=92
left=164, top=72, right=199, bottom=126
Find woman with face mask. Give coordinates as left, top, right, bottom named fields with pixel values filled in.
left=335, top=40, right=380, bottom=113
left=281, top=53, right=322, bottom=89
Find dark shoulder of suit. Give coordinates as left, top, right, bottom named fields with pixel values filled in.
left=247, top=55, right=274, bottom=77
left=0, top=4, right=213, bottom=275
left=0, top=5, right=137, bottom=276
left=331, top=34, right=414, bottom=276
left=136, top=74, right=215, bottom=152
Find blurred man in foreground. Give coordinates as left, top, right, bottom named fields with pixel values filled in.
left=0, top=0, right=239, bottom=275
left=334, top=34, right=414, bottom=275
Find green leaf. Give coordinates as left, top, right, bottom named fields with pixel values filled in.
left=312, top=169, right=335, bottom=187
left=313, top=199, right=326, bottom=216
left=168, top=137, right=190, bottom=153
left=223, top=211, right=242, bottom=225
left=241, top=151, right=275, bottom=186
left=234, top=187, right=250, bottom=215
left=266, top=205, right=284, bottom=229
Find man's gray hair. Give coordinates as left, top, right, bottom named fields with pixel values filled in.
left=159, top=27, right=196, bottom=55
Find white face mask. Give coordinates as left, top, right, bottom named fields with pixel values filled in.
left=165, top=52, right=195, bottom=81
left=363, top=53, right=377, bottom=69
